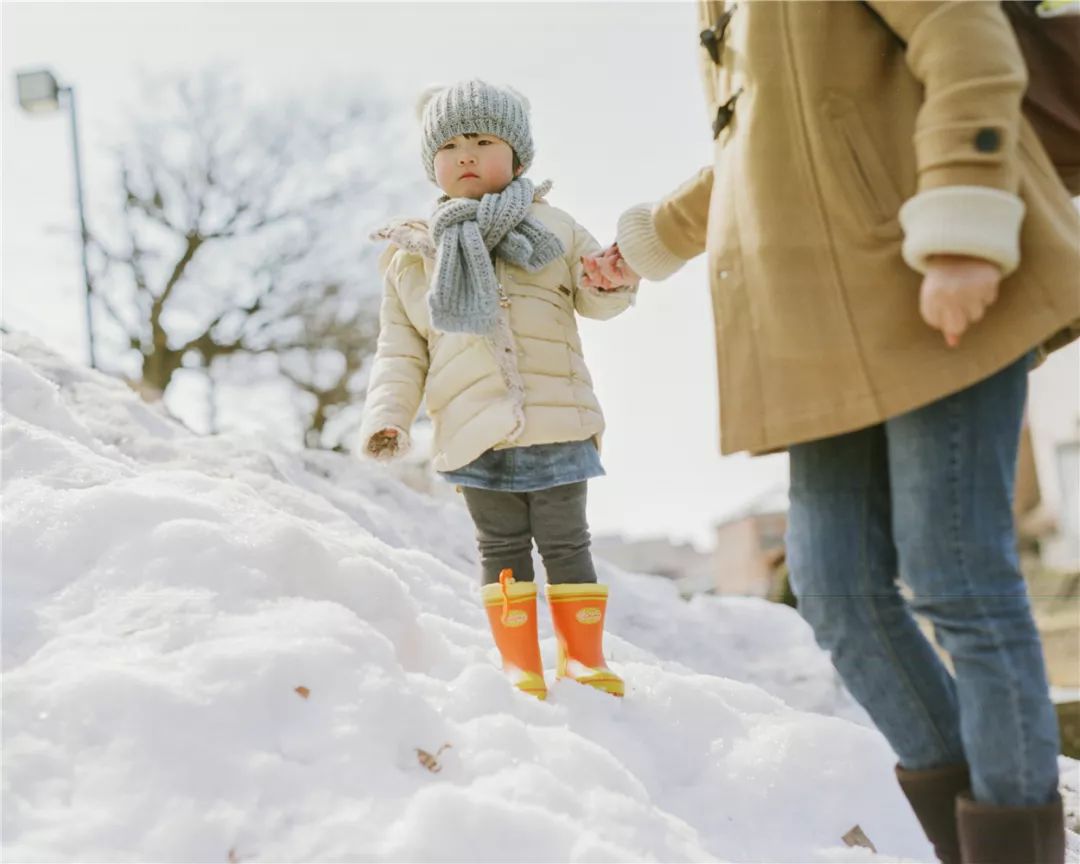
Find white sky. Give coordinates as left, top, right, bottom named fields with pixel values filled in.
left=2, top=1, right=788, bottom=549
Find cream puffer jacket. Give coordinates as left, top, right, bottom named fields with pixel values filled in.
left=360, top=201, right=637, bottom=472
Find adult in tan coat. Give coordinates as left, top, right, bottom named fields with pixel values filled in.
left=591, top=2, right=1080, bottom=861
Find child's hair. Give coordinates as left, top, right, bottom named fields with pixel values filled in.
left=417, top=80, right=534, bottom=183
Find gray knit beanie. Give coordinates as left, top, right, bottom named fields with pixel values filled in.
left=417, top=80, right=535, bottom=184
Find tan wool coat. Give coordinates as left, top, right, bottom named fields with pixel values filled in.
left=361, top=201, right=636, bottom=471
left=617, top=0, right=1080, bottom=455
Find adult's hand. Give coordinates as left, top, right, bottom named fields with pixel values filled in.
left=919, top=254, right=1001, bottom=348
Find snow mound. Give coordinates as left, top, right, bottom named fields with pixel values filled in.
left=2, top=331, right=955, bottom=861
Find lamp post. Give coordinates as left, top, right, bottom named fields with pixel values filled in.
left=16, top=69, right=97, bottom=369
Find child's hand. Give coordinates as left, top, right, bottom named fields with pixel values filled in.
left=919, top=254, right=1001, bottom=348
left=367, top=428, right=400, bottom=457
left=581, top=244, right=640, bottom=292
left=581, top=252, right=616, bottom=291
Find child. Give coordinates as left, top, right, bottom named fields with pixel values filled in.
left=361, top=80, right=638, bottom=700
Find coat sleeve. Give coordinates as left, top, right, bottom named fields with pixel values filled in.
left=614, top=166, right=713, bottom=282
left=868, top=1, right=1029, bottom=275
left=569, top=218, right=638, bottom=321
left=357, top=249, right=430, bottom=459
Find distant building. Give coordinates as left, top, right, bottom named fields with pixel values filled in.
left=1026, top=343, right=1080, bottom=572
left=590, top=535, right=715, bottom=587
left=706, top=510, right=787, bottom=598
left=593, top=489, right=788, bottom=599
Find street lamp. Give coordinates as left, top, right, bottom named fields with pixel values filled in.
left=15, top=68, right=97, bottom=369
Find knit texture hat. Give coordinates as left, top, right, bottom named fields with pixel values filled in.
left=418, top=80, right=535, bottom=183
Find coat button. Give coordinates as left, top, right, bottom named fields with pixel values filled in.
left=974, top=128, right=1000, bottom=153
left=712, top=90, right=742, bottom=139
left=699, top=28, right=719, bottom=63
left=699, top=5, right=735, bottom=64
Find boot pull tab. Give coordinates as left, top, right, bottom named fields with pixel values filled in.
left=499, top=568, right=515, bottom=624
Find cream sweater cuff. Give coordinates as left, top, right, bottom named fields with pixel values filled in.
left=899, top=186, right=1025, bottom=277
left=615, top=204, right=687, bottom=282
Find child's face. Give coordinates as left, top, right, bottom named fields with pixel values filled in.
left=433, top=133, right=521, bottom=199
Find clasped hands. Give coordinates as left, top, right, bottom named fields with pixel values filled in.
left=580, top=243, right=640, bottom=292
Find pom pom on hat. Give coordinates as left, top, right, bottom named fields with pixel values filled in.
left=415, top=83, right=446, bottom=122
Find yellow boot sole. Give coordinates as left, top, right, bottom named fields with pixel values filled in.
left=572, top=671, right=625, bottom=697
left=513, top=670, right=548, bottom=700
left=557, top=655, right=624, bottom=697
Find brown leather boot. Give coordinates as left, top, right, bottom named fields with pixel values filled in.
left=895, top=763, right=970, bottom=864
left=957, top=791, right=1065, bottom=864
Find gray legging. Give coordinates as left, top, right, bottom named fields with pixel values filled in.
left=460, top=481, right=597, bottom=585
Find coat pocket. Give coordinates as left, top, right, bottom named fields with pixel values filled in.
left=823, top=94, right=903, bottom=230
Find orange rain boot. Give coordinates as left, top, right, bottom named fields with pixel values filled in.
left=547, top=583, right=624, bottom=697
left=481, top=569, right=547, bottom=700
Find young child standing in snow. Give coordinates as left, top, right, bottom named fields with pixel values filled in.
left=361, top=80, right=637, bottom=700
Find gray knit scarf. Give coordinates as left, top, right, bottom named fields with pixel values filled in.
left=428, top=178, right=564, bottom=334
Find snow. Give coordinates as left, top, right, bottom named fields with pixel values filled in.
left=2, top=330, right=1076, bottom=862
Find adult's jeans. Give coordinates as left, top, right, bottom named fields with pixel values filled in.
left=787, top=354, right=1060, bottom=806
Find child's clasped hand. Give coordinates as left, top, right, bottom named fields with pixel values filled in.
left=581, top=243, right=640, bottom=292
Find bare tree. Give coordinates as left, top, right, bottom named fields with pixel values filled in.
left=90, top=71, right=419, bottom=447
